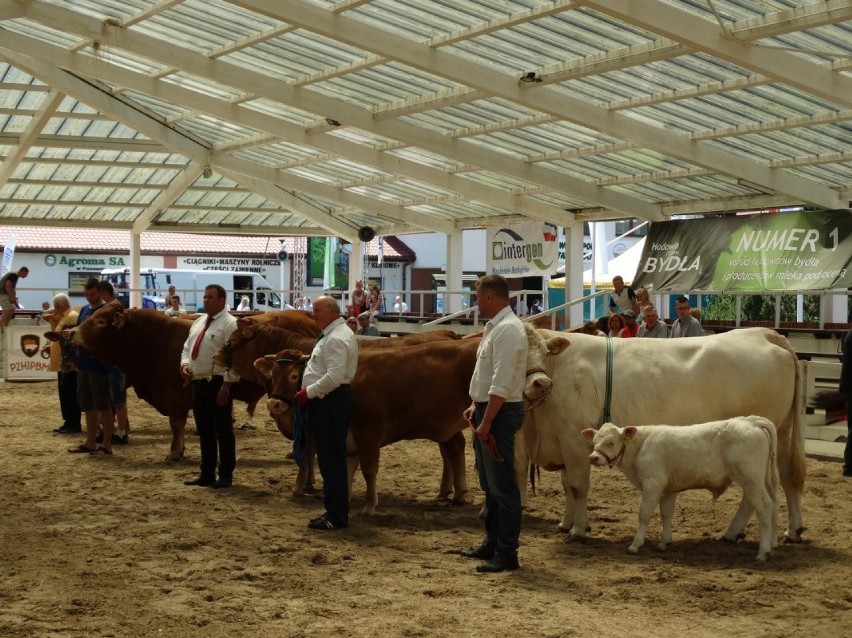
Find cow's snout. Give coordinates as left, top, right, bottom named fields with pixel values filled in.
left=266, top=397, right=290, bottom=416
left=589, top=451, right=606, bottom=466
left=533, top=376, right=553, bottom=396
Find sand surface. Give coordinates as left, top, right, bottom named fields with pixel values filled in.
left=1, top=380, right=850, bottom=638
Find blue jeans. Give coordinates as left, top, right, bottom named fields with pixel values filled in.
left=473, top=402, right=523, bottom=560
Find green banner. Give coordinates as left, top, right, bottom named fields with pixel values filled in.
left=306, top=237, right=349, bottom=288
left=632, top=210, right=852, bottom=293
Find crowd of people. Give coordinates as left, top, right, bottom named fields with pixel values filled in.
left=592, top=275, right=706, bottom=339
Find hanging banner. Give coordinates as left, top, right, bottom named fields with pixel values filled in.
left=632, top=210, right=852, bottom=293
left=3, top=324, right=53, bottom=381
left=486, top=221, right=559, bottom=278
left=2, top=235, right=16, bottom=275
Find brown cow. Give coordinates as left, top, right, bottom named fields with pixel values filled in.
left=215, top=322, right=466, bottom=496
left=255, top=337, right=485, bottom=513
left=69, top=302, right=268, bottom=461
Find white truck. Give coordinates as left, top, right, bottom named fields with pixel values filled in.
left=100, top=268, right=286, bottom=311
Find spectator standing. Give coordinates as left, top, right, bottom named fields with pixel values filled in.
left=609, top=275, right=639, bottom=316
left=0, top=266, right=29, bottom=328
left=180, top=285, right=240, bottom=489
left=294, top=296, right=358, bottom=530
left=163, top=285, right=177, bottom=309
left=98, top=281, right=130, bottom=445
left=460, top=274, right=528, bottom=573
left=636, top=306, right=669, bottom=338
left=44, top=293, right=81, bottom=434
left=65, top=278, right=114, bottom=455
left=619, top=310, right=639, bottom=338
left=237, top=295, right=251, bottom=311
left=669, top=296, right=703, bottom=338
left=529, top=298, right=543, bottom=314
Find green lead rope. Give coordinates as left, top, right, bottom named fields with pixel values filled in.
left=604, top=336, right=613, bottom=424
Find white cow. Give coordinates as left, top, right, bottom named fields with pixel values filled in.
left=521, top=326, right=806, bottom=542
left=582, top=417, right=779, bottom=561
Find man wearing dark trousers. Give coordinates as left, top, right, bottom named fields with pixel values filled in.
left=461, top=275, right=528, bottom=573
left=839, top=329, right=852, bottom=478
left=180, top=284, right=239, bottom=489
left=295, top=295, right=357, bottom=530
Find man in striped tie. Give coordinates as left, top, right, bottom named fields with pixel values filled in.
left=180, top=284, right=239, bottom=489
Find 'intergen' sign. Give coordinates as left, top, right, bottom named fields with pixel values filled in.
left=486, top=221, right=558, bottom=278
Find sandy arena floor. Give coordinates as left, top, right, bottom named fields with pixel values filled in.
left=0, top=380, right=850, bottom=638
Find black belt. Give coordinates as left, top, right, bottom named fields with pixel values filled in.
left=193, top=375, right=224, bottom=383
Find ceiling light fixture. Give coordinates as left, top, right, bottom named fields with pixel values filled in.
left=202, top=164, right=213, bottom=179
left=324, top=118, right=341, bottom=126
left=520, top=71, right=542, bottom=83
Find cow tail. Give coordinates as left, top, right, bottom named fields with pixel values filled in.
left=760, top=418, right=780, bottom=497
left=788, top=342, right=807, bottom=490
left=773, top=333, right=807, bottom=490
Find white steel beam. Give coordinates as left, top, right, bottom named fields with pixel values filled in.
left=228, top=0, right=840, bottom=209
left=0, top=88, right=63, bottom=187
left=3, top=53, right=358, bottom=238
left=0, top=29, right=577, bottom=225
left=17, top=1, right=661, bottom=219
left=132, top=161, right=205, bottom=234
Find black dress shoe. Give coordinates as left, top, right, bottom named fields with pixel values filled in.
left=54, top=425, right=82, bottom=434
left=310, top=512, right=329, bottom=524
left=184, top=477, right=215, bottom=487
left=212, top=478, right=233, bottom=489
left=460, top=546, right=495, bottom=560
left=476, top=556, right=520, bottom=573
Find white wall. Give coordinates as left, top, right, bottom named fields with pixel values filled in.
left=13, top=251, right=162, bottom=309
left=402, top=230, right=486, bottom=271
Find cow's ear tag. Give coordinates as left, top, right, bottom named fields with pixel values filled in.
left=623, top=433, right=633, bottom=443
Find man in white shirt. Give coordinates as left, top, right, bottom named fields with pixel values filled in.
left=180, top=284, right=240, bottom=488
left=392, top=295, right=409, bottom=313
left=294, top=295, right=358, bottom=530
left=461, top=275, right=528, bottom=573
left=609, top=275, right=638, bottom=315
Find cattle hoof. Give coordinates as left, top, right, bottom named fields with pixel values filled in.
left=565, top=533, right=587, bottom=544
left=783, top=526, right=806, bottom=543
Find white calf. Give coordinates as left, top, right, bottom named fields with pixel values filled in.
left=582, top=416, right=779, bottom=561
